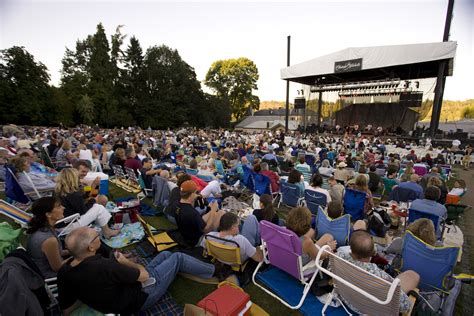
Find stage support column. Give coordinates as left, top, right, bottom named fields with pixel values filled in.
left=317, top=91, right=323, bottom=127
left=429, top=0, right=454, bottom=138
left=285, top=35, right=291, bottom=133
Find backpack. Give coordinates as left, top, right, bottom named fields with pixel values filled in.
left=368, top=208, right=392, bottom=237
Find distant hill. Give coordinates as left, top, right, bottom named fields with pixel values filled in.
left=258, top=99, right=474, bottom=122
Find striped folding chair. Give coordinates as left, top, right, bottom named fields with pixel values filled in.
left=316, top=245, right=402, bottom=316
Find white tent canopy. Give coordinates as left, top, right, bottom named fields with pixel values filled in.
left=281, top=41, right=457, bottom=83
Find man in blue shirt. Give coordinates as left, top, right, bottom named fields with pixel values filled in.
left=398, top=174, right=424, bottom=199
left=409, top=186, right=447, bottom=235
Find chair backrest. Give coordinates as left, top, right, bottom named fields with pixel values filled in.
left=316, top=246, right=401, bottom=316
left=254, top=173, right=271, bottom=196
left=204, top=235, right=243, bottom=270
left=413, top=165, right=427, bottom=176
left=388, top=186, right=417, bottom=203
left=125, top=167, right=138, bottom=184
left=407, top=209, right=440, bottom=233
left=280, top=181, right=301, bottom=207
left=0, top=199, right=32, bottom=227
left=196, top=174, right=213, bottom=182
left=401, top=231, right=459, bottom=291
left=242, top=165, right=254, bottom=191
left=4, top=165, right=29, bottom=204
left=112, top=165, right=126, bottom=180
left=343, top=188, right=366, bottom=221
left=214, top=160, right=225, bottom=175
left=315, top=208, right=351, bottom=246
left=304, top=189, right=327, bottom=213
left=260, top=220, right=303, bottom=280
left=295, top=165, right=312, bottom=183
left=375, top=168, right=386, bottom=177
left=185, top=169, right=199, bottom=176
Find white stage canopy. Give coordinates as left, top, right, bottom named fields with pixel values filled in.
left=281, top=41, right=457, bottom=84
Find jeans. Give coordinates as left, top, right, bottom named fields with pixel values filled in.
left=140, top=251, right=215, bottom=311
left=240, top=215, right=260, bottom=246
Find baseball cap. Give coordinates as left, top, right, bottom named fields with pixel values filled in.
left=180, top=180, right=197, bottom=193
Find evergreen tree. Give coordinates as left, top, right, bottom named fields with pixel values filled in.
left=0, top=46, right=54, bottom=125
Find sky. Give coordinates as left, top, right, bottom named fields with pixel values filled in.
left=1, top=0, right=473, bottom=103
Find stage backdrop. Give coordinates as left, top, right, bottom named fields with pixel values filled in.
left=335, top=103, right=419, bottom=131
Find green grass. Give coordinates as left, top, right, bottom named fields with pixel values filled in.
left=107, top=184, right=301, bottom=315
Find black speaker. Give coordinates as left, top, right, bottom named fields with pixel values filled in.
left=294, top=97, right=306, bottom=109
left=399, top=92, right=422, bottom=107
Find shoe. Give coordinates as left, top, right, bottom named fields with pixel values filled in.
left=213, top=261, right=233, bottom=281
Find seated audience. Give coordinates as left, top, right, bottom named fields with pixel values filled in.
left=253, top=194, right=280, bottom=225
left=58, top=226, right=216, bottom=315
left=13, top=156, right=56, bottom=194
left=305, top=174, right=331, bottom=204
left=398, top=174, right=424, bottom=199
left=124, top=147, right=142, bottom=172
left=328, top=176, right=345, bottom=204
left=260, top=162, right=280, bottom=193
left=139, top=158, right=160, bottom=189
left=336, top=230, right=419, bottom=314
left=287, top=169, right=305, bottom=197
left=286, top=207, right=336, bottom=265
left=368, top=165, right=381, bottom=193
left=410, top=186, right=447, bottom=235
left=73, top=159, right=100, bottom=190
left=318, top=159, right=334, bottom=177
left=175, top=180, right=225, bottom=246
left=448, top=179, right=466, bottom=196
left=352, top=174, right=374, bottom=214
left=202, top=212, right=263, bottom=263
left=54, top=168, right=119, bottom=239
left=26, top=197, right=69, bottom=278
left=334, top=162, right=351, bottom=184
left=385, top=218, right=438, bottom=254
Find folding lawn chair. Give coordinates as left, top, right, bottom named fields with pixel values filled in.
left=413, top=165, right=427, bottom=177
left=407, top=209, right=444, bottom=240
left=315, top=245, right=402, bottom=316
left=254, top=173, right=271, bottom=196
left=388, top=186, right=418, bottom=203
left=137, top=215, right=178, bottom=253
left=204, top=234, right=248, bottom=273
left=252, top=220, right=322, bottom=309
left=315, top=208, right=351, bottom=246
left=343, top=189, right=366, bottom=221
left=136, top=171, right=153, bottom=201
left=304, top=189, right=327, bottom=214
left=278, top=181, right=304, bottom=208
left=400, top=231, right=463, bottom=313
left=0, top=199, right=32, bottom=227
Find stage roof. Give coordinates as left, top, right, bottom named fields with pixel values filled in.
left=281, top=41, right=457, bottom=85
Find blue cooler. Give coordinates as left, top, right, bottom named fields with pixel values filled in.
left=99, top=178, right=109, bottom=195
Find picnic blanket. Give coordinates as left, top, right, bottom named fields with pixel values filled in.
left=100, top=222, right=145, bottom=249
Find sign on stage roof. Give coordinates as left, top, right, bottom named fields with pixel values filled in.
left=281, top=41, right=457, bottom=85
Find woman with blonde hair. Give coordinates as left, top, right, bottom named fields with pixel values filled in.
left=353, top=174, right=374, bottom=214
left=54, top=168, right=119, bottom=239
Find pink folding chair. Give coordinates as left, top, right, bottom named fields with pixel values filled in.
left=252, top=220, right=320, bottom=309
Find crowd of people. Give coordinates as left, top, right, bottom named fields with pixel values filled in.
left=0, top=123, right=471, bottom=315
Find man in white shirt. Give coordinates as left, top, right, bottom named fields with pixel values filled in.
left=200, top=180, right=224, bottom=198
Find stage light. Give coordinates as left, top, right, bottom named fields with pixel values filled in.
left=414, top=81, right=420, bottom=89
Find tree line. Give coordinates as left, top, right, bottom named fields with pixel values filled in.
left=0, top=24, right=260, bottom=129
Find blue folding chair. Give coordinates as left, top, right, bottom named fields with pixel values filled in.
left=185, top=168, right=199, bottom=176
left=401, top=231, right=459, bottom=293
left=242, top=165, right=255, bottom=192
left=254, top=173, right=271, bottom=196
left=214, top=159, right=226, bottom=176
left=408, top=209, right=444, bottom=239
left=315, top=208, right=351, bottom=246
left=196, top=174, right=213, bottom=182
left=343, top=188, right=366, bottom=221
left=278, top=181, right=304, bottom=208
left=5, top=165, right=30, bottom=204
left=304, top=189, right=327, bottom=215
